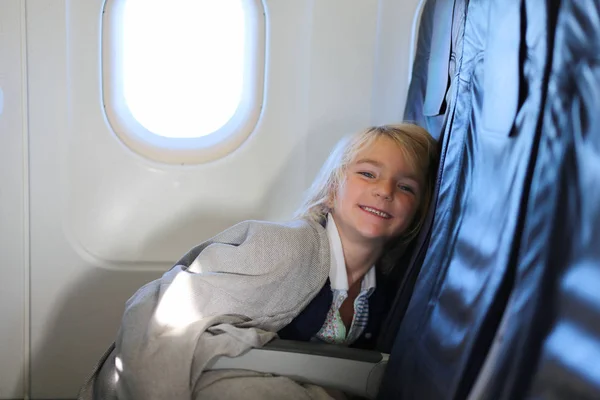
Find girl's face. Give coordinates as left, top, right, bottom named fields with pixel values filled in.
left=331, top=136, right=423, bottom=249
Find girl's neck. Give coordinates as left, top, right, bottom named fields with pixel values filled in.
left=339, top=238, right=382, bottom=287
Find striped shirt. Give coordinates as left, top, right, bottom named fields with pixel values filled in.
left=315, top=214, right=376, bottom=346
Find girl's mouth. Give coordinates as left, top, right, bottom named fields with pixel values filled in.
left=359, top=205, right=392, bottom=219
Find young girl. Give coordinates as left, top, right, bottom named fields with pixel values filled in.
left=278, top=123, right=438, bottom=349
left=83, top=123, right=437, bottom=400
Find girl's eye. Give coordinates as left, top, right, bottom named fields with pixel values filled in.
left=398, top=184, right=414, bottom=194
left=358, top=171, right=375, bottom=178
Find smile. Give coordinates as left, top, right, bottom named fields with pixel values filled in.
left=360, top=206, right=392, bottom=219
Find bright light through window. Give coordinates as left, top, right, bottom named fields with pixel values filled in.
left=122, top=0, right=246, bottom=138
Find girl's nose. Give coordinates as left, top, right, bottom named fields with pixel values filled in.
left=374, top=180, right=394, bottom=200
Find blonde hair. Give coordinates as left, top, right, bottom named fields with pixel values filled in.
left=295, top=123, right=438, bottom=246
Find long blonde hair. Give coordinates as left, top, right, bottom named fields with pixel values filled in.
left=295, top=123, right=438, bottom=246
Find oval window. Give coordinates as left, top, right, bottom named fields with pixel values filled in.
left=102, top=0, right=265, bottom=163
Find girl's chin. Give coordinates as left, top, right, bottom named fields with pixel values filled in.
left=354, top=223, right=406, bottom=242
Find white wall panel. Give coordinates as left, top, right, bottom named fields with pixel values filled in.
left=25, top=0, right=422, bottom=397
left=0, top=2, right=27, bottom=398
left=304, top=0, right=380, bottom=183
left=372, top=0, right=425, bottom=124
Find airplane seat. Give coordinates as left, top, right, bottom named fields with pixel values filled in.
left=376, top=0, right=600, bottom=399
left=378, top=0, right=534, bottom=396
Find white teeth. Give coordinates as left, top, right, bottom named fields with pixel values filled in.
left=361, top=206, right=391, bottom=218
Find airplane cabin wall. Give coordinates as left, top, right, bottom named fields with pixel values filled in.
left=0, top=2, right=27, bottom=398
left=0, top=0, right=422, bottom=398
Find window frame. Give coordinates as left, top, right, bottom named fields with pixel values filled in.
left=101, top=0, right=266, bottom=164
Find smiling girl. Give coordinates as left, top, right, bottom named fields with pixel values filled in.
left=279, top=123, right=438, bottom=348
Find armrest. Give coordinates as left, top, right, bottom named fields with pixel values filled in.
left=205, top=339, right=388, bottom=399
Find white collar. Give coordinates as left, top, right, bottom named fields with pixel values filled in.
left=326, top=214, right=377, bottom=293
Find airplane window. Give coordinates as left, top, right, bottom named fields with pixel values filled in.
left=102, top=0, right=265, bottom=163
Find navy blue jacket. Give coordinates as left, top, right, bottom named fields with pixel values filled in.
left=277, top=270, right=389, bottom=350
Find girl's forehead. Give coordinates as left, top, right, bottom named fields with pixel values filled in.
left=354, top=136, right=409, bottom=160
left=351, top=137, right=423, bottom=177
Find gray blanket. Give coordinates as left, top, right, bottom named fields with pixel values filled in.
left=109, top=218, right=331, bottom=399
